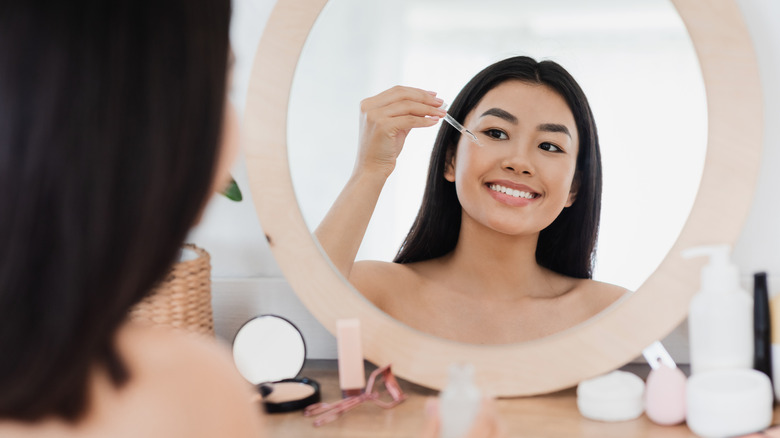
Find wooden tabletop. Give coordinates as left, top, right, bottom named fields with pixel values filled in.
left=261, top=360, right=778, bottom=438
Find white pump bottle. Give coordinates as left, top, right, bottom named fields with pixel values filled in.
left=439, top=363, right=481, bottom=438
left=683, top=244, right=753, bottom=375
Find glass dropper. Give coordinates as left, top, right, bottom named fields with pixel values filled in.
left=441, top=103, right=482, bottom=146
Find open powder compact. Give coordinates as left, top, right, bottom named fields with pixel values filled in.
left=232, top=314, right=321, bottom=413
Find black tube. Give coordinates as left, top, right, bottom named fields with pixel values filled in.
left=754, top=272, right=773, bottom=383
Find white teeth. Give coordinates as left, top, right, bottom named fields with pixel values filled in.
left=489, top=184, right=536, bottom=199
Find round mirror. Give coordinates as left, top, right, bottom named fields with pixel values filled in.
left=243, top=0, right=762, bottom=395
left=288, top=0, right=706, bottom=294
left=232, top=315, right=306, bottom=384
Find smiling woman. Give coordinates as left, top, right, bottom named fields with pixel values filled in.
left=289, top=0, right=707, bottom=293
left=315, top=57, right=628, bottom=344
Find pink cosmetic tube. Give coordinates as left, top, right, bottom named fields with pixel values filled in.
left=337, top=319, right=366, bottom=397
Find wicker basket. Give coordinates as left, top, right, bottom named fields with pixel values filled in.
left=129, top=243, right=214, bottom=336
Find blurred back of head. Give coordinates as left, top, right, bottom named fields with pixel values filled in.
left=0, top=0, right=231, bottom=422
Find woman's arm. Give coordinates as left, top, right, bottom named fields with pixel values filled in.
left=315, top=86, right=445, bottom=279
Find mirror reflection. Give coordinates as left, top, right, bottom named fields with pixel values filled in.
left=233, top=315, right=306, bottom=384
left=288, top=0, right=706, bottom=343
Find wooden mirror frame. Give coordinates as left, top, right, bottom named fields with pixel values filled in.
left=243, top=0, right=763, bottom=396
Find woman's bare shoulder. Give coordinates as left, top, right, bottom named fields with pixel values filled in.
left=107, top=324, right=266, bottom=437
left=352, top=259, right=414, bottom=277
left=350, top=260, right=422, bottom=307
left=119, top=325, right=248, bottom=393
left=573, top=278, right=632, bottom=309
left=0, top=324, right=266, bottom=438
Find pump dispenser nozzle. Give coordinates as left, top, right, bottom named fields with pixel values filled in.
left=682, top=244, right=739, bottom=294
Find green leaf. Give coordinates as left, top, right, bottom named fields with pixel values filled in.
left=222, top=177, right=243, bottom=202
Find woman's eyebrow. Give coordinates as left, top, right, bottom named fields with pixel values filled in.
left=479, top=107, right=518, bottom=124
left=538, top=123, right=571, bottom=138
left=479, top=107, right=572, bottom=138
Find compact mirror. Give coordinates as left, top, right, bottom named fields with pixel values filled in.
left=233, top=315, right=306, bottom=384
left=232, top=315, right=321, bottom=412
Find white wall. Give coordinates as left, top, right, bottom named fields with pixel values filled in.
left=733, top=0, right=780, bottom=284
left=188, top=0, right=780, bottom=362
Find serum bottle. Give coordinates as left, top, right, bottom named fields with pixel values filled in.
left=439, top=364, right=481, bottom=438
left=683, top=244, right=753, bottom=375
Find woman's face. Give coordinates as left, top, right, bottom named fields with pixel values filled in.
left=444, top=80, right=579, bottom=237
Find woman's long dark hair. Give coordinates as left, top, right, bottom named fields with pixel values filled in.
left=0, top=0, right=231, bottom=422
left=394, top=56, right=602, bottom=279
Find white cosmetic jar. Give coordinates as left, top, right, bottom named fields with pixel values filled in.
left=686, top=369, right=773, bottom=438
left=576, top=370, right=645, bottom=422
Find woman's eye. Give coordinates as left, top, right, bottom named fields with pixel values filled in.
left=539, top=142, right=563, bottom=153
left=482, top=129, right=508, bottom=140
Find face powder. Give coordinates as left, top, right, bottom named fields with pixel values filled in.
left=259, top=378, right=321, bottom=413
left=265, top=381, right=316, bottom=403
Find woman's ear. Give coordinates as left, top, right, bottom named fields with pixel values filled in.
left=443, top=146, right=456, bottom=182
left=565, top=172, right=580, bottom=207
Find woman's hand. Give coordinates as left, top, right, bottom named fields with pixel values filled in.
left=356, top=86, right=446, bottom=178
left=420, top=397, right=507, bottom=438
left=314, top=86, right=444, bottom=279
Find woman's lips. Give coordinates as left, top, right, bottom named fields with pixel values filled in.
left=486, top=182, right=540, bottom=206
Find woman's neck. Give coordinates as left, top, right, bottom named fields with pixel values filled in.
left=441, top=213, right=556, bottom=300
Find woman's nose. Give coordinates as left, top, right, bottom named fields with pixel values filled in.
left=501, top=144, right=534, bottom=175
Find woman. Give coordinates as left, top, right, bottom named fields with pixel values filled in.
left=0, top=1, right=264, bottom=435
left=316, top=56, right=628, bottom=344
left=0, top=1, right=504, bottom=436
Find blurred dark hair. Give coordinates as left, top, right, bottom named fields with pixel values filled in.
left=0, top=0, right=231, bottom=421
left=394, top=56, right=602, bottom=279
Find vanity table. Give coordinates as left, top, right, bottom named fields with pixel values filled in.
left=264, top=361, right=778, bottom=438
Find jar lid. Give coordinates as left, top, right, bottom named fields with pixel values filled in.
left=687, top=369, right=773, bottom=437
left=577, top=370, right=645, bottom=422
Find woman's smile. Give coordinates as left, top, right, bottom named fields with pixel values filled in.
left=486, top=181, right=540, bottom=207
